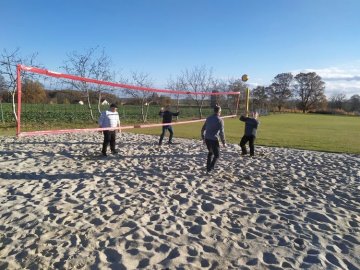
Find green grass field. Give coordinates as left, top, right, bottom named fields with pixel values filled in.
left=130, top=113, right=360, bottom=154
left=1, top=113, right=359, bottom=154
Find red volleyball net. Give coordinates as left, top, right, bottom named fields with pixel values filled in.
left=16, top=65, right=245, bottom=136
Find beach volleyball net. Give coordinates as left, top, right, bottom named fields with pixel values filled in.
left=16, top=65, right=245, bottom=136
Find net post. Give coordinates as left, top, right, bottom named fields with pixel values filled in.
left=245, top=88, right=250, bottom=117
left=241, top=74, right=250, bottom=117
left=235, top=92, right=241, bottom=116
left=16, top=64, right=22, bottom=136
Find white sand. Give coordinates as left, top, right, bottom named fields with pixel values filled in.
left=0, top=132, right=359, bottom=269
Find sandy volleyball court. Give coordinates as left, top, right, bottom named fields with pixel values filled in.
left=0, top=132, right=359, bottom=269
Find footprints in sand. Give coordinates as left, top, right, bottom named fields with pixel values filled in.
left=0, top=133, right=359, bottom=269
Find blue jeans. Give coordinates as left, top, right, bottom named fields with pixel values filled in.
left=159, top=126, right=174, bottom=144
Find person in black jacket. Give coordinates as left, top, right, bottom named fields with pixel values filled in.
left=159, top=105, right=180, bottom=145
left=239, top=112, right=259, bottom=157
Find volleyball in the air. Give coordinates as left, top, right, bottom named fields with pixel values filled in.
left=241, top=74, right=249, bottom=82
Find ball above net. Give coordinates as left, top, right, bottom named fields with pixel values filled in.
left=241, top=74, right=249, bottom=82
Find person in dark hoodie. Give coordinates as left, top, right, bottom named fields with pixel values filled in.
left=159, top=105, right=180, bottom=145
left=239, top=112, right=259, bottom=157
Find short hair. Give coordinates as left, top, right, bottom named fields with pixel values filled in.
left=110, top=103, right=118, bottom=108
left=214, top=105, right=221, bottom=113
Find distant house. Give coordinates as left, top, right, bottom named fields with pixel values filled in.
left=101, top=99, right=109, bottom=105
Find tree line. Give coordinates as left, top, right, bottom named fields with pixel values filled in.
left=251, top=72, right=360, bottom=114
left=1, top=47, right=359, bottom=126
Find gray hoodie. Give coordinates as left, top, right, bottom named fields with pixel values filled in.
left=201, top=114, right=226, bottom=144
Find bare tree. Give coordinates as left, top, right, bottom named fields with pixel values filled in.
left=61, top=47, right=113, bottom=121
left=0, top=74, right=6, bottom=123
left=267, top=72, right=294, bottom=111
left=227, top=78, right=247, bottom=114
left=211, top=79, right=227, bottom=108
left=167, top=76, right=187, bottom=120
left=124, top=71, right=154, bottom=122
left=329, top=92, right=347, bottom=110
left=294, top=72, right=326, bottom=113
left=91, top=53, right=114, bottom=114
left=178, top=66, right=214, bottom=119
left=0, top=74, right=5, bottom=90
left=0, top=48, right=38, bottom=123
left=0, top=96, right=3, bottom=124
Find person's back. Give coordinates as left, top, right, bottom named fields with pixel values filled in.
left=201, top=106, right=226, bottom=172
left=203, top=114, right=225, bottom=142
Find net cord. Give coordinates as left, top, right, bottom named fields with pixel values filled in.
left=19, top=65, right=241, bottom=96
left=18, top=115, right=237, bottom=137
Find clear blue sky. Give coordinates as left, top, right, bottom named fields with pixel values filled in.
left=1, top=0, right=360, bottom=97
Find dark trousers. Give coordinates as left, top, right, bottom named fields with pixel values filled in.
left=159, top=126, right=173, bottom=144
left=205, top=139, right=220, bottom=171
left=102, top=130, right=116, bottom=154
left=240, top=135, right=255, bottom=156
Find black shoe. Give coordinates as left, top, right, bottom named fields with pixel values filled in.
left=168, top=141, right=173, bottom=144
left=111, top=151, right=118, bottom=154
left=102, top=152, right=107, bottom=156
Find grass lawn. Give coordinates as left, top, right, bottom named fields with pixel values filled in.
left=1, top=113, right=359, bottom=154
left=129, top=113, right=360, bottom=154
